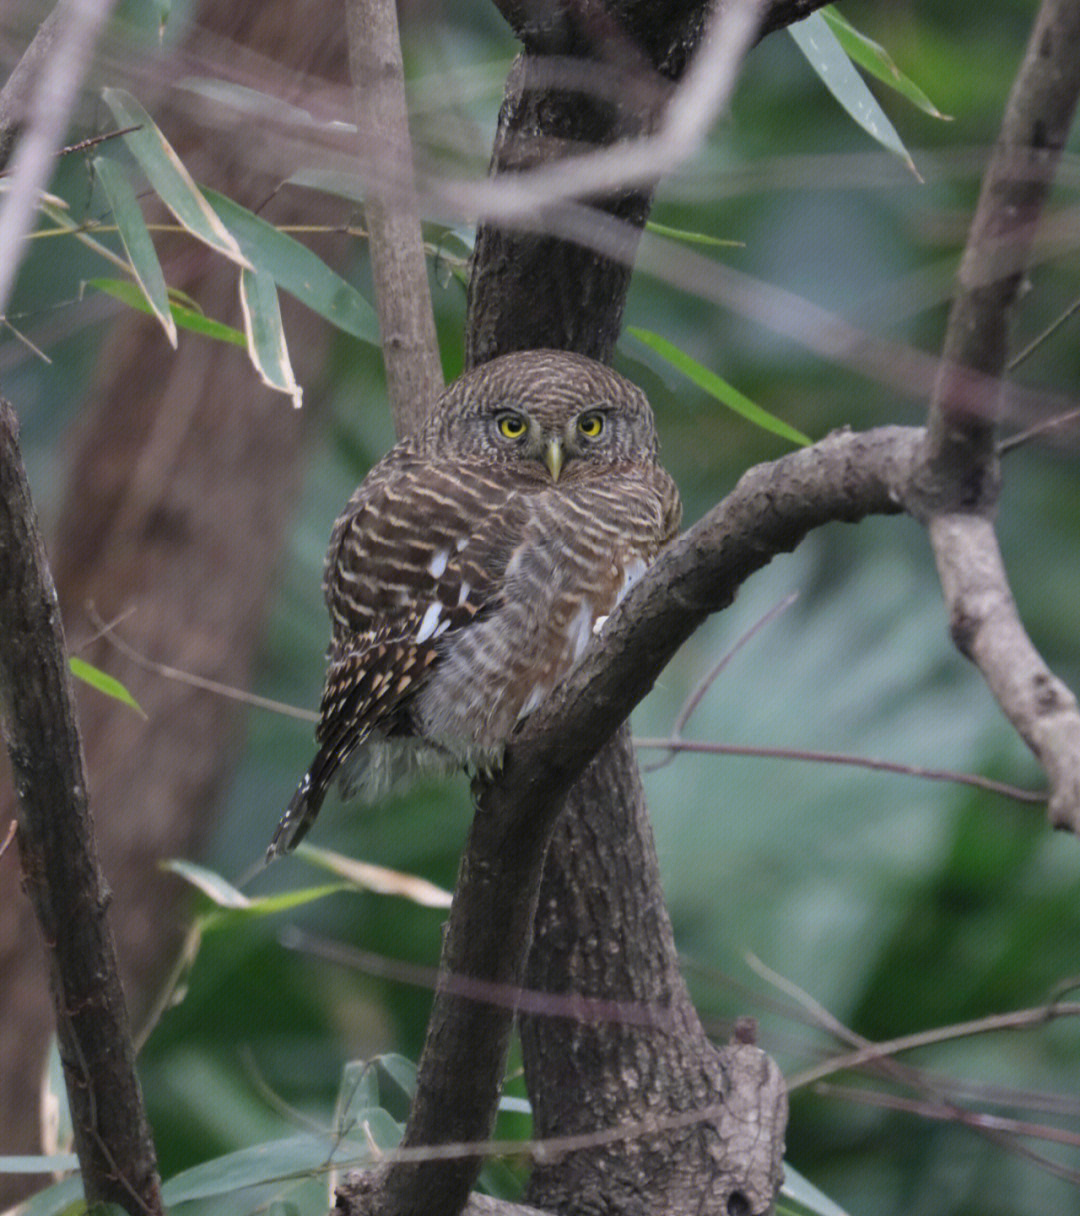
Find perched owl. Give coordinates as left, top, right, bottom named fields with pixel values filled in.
left=267, top=349, right=681, bottom=860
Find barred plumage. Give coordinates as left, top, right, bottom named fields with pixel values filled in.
left=267, top=349, right=681, bottom=860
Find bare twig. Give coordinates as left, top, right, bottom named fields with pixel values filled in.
left=644, top=592, right=799, bottom=772
left=345, top=0, right=444, bottom=437
left=633, top=736, right=1045, bottom=803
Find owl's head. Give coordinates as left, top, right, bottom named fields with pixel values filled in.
left=422, top=350, right=661, bottom=481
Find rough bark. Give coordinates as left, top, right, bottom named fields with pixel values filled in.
left=0, top=398, right=163, bottom=1214
left=341, top=4, right=833, bottom=1216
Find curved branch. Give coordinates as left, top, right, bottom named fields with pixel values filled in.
left=361, top=425, right=917, bottom=1216
left=918, top=0, right=1080, bottom=830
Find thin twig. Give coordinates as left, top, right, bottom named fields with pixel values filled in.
left=86, top=605, right=318, bottom=722
left=634, top=736, right=1045, bottom=803
left=644, top=592, right=799, bottom=772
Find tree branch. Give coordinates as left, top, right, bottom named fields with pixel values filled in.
left=0, top=398, right=163, bottom=1215
left=345, top=0, right=444, bottom=436
left=918, top=0, right=1080, bottom=831
left=346, top=425, right=916, bottom=1216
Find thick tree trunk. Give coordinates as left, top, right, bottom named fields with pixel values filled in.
left=463, top=3, right=826, bottom=1212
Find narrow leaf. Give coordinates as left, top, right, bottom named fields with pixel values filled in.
left=239, top=268, right=303, bottom=408
left=822, top=7, right=951, bottom=120
left=162, top=859, right=347, bottom=919
left=297, top=843, right=453, bottom=908
left=0, top=1177, right=83, bottom=1216
left=88, top=278, right=247, bottom=347
left=160, top=1133, right=373, bottom=1203
left=92, top=154, right=176, bottom=346
left=788, top=13, right=920, bottom=179
left=628, top=328, right=812, bottom=447
left=68, top=657, right=146, bottom=718
left=203, top=187, right=380, bottom=344
left=162, top=859, right=251, bottom=909
left=779, top=1163, right=853, bottom=1216
left=101, top=88, right=252, bottom=269
left=645, top=220, right=744, bottom=249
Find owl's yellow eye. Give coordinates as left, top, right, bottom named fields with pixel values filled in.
left=578, top=412, right=604, bottom=439
left=497, top=413, right=527, bottom=440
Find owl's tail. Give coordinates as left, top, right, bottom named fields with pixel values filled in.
left=265, top=746, right=339, bottom=863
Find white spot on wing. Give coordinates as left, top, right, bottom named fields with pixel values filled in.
left=568, top=601, right=595, bottom=661
left=434, top=618, right=452, bottom=638
left=617, top=557, right=647, bottom=605
left=415, top=602, right=443, bottom=644
left=519, top=684, right=546, bottom=720
left=428, top=549, right=449, bottom=578
left=458, top=581, right=471, bottom=607
left=455, top=536, right=469, bottom=552
left=592, top=614, right=609, bottom=636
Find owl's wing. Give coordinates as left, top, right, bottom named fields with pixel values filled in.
left=267, top=456, right=528, bottom=859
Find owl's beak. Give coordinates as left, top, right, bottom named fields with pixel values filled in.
left=544, top=438, right=564, bottom=482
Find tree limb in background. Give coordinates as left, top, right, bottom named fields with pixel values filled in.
left=0, top=399, right=164, bottom=1215
left=917, top=0, right=1080, bottom=831
left=345, top=0, right=444, bottom=435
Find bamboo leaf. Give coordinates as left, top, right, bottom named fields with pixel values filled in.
left=92, top=154, right=176, bottom=346
left=203, top=187, right=380, bottom=344
left=239, top=268, right=303, bottom=407
left=88, top=278, right=247, bottom=347
left=789, top=13, right=920, bottom=179
left=100, top=88, right=252, bottom=269
left=68, top=657, right=146, bottom=718
left=628, top=328, right=812, bottom=447
left=645, top=220, right=744, bottom=250
left=821, top=7, right=951, bottom=120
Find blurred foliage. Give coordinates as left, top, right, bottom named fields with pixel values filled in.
left=4, top=1, right=1080, bottom=1213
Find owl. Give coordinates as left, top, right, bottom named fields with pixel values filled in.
left=267, top=349, right=681, bottom=860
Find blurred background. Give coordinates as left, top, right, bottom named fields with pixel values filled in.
left=1, top=1, right=1078, bottom=1213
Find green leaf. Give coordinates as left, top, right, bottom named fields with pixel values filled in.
left=296, top=842, right=453, bottom=907
left=779, top=1163, right=853, bottom=1216
left=162, top=858, right=347, bottom=920
left=68, top=657, right=146, bottom=718
left=160, top=1132, right=374, bottom=1203
left=240, top=267, right=303, bottom=408
left=788, top=13, right=920, bottom=178
left=4, top=1177, right=83, bottom=1216
left=645, top=220, right=744, bottom=249
left=627, top=328, right=812, bottom=447
left=101, top=88, right=252, bottom=269
left=92, top=154, right=176, bottom=347
left=88, top=278, right=247, bottom=347
left=822, top=7, right=951, bottom=120
left=162, top=858, right=251, bottom=909
left=203, top=187, right=380, bottom=344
